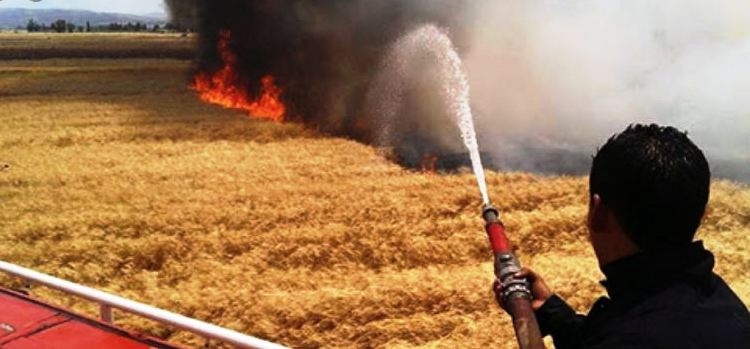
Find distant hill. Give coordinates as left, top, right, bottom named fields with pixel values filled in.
left=0, top=8, right=168, bottom=29
left=142, top=12, right=169, bottom=20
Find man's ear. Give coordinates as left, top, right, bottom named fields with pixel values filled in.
left=588, top=194, right=607, bottom=233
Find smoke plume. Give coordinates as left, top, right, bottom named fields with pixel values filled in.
left=168, top=1, right=749, bottom=181
left=466, top=0, right=750, bottom=181
left=164, top=0, right=198, bottom=31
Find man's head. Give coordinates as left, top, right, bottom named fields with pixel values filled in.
left=587, top=124, right=711, bottom=265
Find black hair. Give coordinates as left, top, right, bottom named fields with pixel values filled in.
left=590, top=124, right=710, bottom=250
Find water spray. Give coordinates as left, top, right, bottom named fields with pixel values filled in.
left=398, top=25, right=544, bottom=348
left=397, top=25, right=545, bottom=349
left=372, top=24, right=544, bottom=348
left=367, top=25, right=490, bottom=203
left=428, top=21, right=545, bottom=347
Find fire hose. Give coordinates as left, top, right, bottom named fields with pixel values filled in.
left=483, top=204, right=546, bottom=349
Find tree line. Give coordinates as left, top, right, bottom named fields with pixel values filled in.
left=24, top=19, right=178, bottom=33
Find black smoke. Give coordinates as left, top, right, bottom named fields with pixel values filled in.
left=169, top=0, right=473, bottom=168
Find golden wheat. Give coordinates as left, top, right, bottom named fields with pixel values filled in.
left=0, top=47, right=747, bottom=349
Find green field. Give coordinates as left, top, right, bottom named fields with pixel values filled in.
left=0, top=34, right=748, bottom=348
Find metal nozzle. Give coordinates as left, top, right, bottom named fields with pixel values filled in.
left=482, top=203, right=500, bottom=223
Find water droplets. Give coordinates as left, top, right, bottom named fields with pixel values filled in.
left=368, top=24, right=490, bottom=204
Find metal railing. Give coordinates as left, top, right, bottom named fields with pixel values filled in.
left=0, top=261, right=287, bottom=349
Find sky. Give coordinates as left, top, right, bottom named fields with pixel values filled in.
left=0, top=0, right=166, bottom=15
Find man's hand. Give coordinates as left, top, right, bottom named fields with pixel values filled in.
left=492, top=267, right=553, bottom=312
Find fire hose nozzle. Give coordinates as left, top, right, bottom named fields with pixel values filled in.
left=483, top=204, right=511, bottom=255
left=481, top=205, right=546, bottom=349
left=482, top=204, right=500, bottom=223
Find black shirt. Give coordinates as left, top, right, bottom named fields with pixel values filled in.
left=535, top=241, right=750, bottom=349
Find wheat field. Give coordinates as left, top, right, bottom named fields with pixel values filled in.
left=0, top=38, right=748, bottom=349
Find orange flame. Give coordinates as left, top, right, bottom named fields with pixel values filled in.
left=420, top=153, right=438, bottom=174
left=193, top=30, right=286, bottom=122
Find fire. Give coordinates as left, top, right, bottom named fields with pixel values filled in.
left=193, top=30, right=286, bottom=122
left=420, top=153, right=438, bottom=174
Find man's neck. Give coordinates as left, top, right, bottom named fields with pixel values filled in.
left=596, top=232, right=641, bottom=270
left=599, top=241, right=713, bottom=301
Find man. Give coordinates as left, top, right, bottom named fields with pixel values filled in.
left=494, top=124, right=750, bottom=348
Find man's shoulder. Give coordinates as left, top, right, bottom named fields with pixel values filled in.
left=632, top=273, right=749, bottom=319
left=607, top=276, right=750, bottom=348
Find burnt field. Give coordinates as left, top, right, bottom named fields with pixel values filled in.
left=0, top=34, right=748, bottom=348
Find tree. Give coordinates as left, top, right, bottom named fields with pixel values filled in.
left=85, top=21, right=91, bottom=33
left=108, top=22, right=123, bottom=32
left=51, top=19, right=67, bottom=33
left=26, top=19, right=41, bottom=32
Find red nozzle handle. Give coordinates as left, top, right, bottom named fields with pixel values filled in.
left=486, top=221, right=512, bottom=254
left=483, top=204, right=512, bottom=254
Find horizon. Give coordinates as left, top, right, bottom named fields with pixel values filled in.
left=0, top=0, right=165, bottom=16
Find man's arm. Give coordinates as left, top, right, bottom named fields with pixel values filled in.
left=534, top=294, right=587, bottom=348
